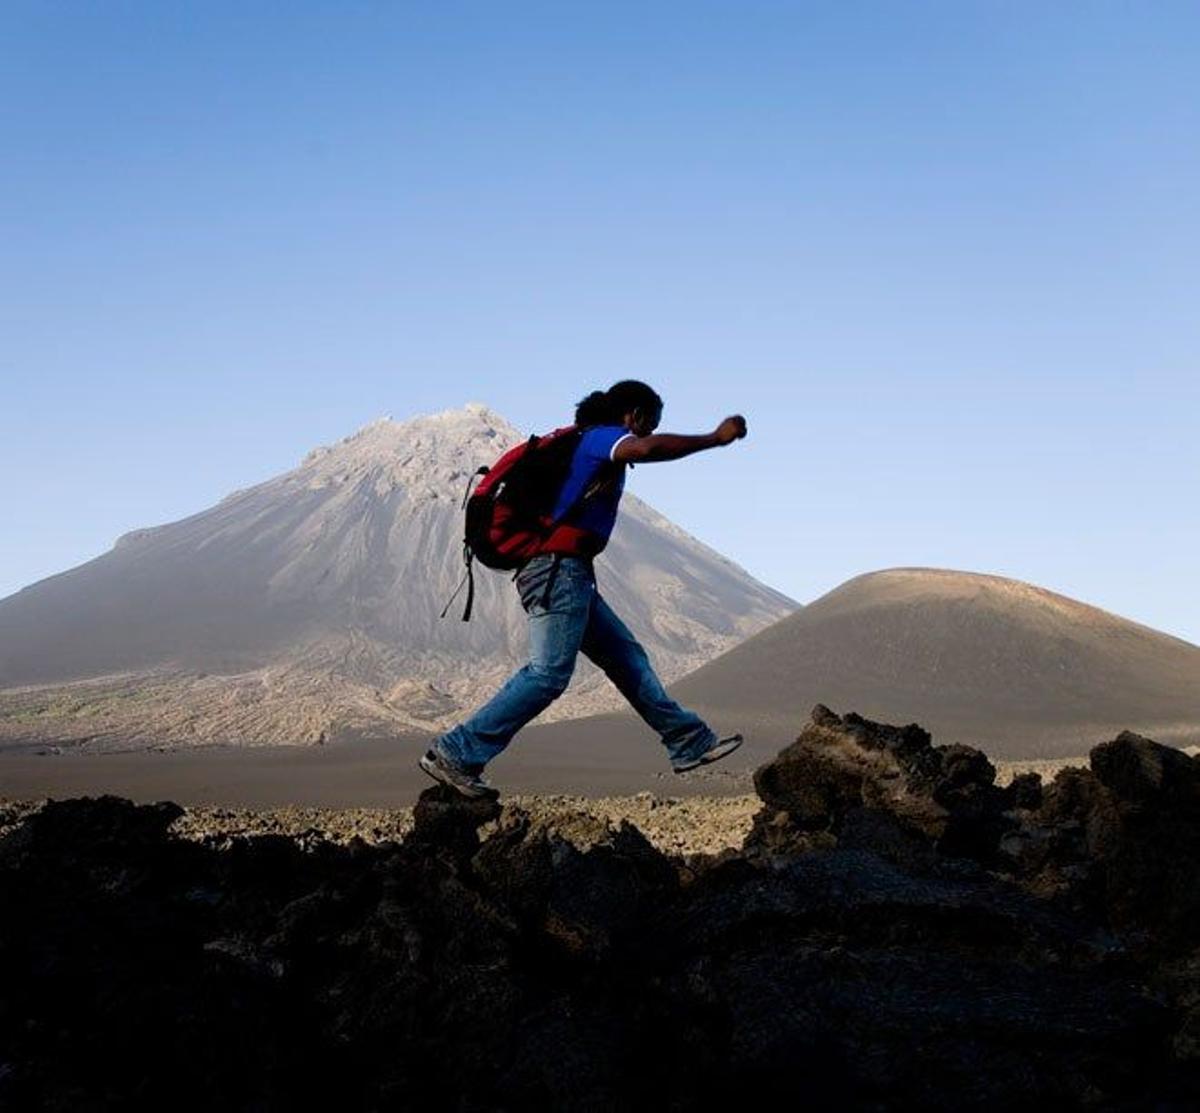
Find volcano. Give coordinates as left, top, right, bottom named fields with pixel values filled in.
left=663, top=567, right=1200, bottom=760
left=0, top=404, right=797, bottom=751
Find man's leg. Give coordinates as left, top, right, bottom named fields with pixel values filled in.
left=580, top=592, right=719, bottom=769
left=435, top=556, right=595, bottom=770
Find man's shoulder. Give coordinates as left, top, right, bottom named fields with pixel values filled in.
left=579, top=424, right=633, bottom=459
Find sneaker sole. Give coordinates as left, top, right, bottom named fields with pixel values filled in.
left=673, top=734, right=744, bottom=774
left=418, top=754, right=499, bottom=800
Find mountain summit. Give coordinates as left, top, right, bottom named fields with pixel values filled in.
left=0, top=405, right=797, bottom=751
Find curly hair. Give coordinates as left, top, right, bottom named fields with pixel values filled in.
left=574, top=380, right=663, bottom=426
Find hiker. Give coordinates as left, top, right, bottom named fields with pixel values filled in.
left=420, top=380, right=747, bottom=799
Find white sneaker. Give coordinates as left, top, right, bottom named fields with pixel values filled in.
left=672, top=733, right=744, bottom=774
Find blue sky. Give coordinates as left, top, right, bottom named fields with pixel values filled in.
left=3, top=2, right=1198, bottom=641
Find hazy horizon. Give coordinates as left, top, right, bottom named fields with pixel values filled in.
left=4, top=3, right=1198, bottom=642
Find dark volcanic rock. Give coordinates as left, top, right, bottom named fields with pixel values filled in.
left=2, top=715, right=1198, bottom=1110
left=473, top=809, right=677, bottom=961
left=1091, top=729, right=1200, bottom=805
left=1019, top=729, right=1200, bottom=948
left=410, top=782, right=502, bottom=860
left=748, top=704, right=1013, bottom=865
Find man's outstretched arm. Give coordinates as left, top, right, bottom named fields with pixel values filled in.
left=613, top=415, right=747, bottom=464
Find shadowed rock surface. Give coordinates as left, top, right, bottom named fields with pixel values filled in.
left=2, top=709, right=1198, bottom=1110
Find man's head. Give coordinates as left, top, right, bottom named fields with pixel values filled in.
left=623, top=404, right=660, bottom=437
left=574, top=379, right=662, bottom=433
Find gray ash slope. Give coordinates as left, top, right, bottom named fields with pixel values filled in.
left=666, top=567, right=1200, bottom=761
left=0, top=404, right=796, bottom=750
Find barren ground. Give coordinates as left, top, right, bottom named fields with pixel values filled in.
left=6, top=749, right=1194, bottom=857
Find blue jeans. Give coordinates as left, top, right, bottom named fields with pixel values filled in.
left=435, top=554, right=718, bottom=771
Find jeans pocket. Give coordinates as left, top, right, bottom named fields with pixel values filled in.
left=517, top=556, right=595, bottom=615
left=515, top=556, right=557, bottom=612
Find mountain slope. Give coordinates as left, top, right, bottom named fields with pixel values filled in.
left=665, top=567, right=1200, bottom=760
left=0, top=404, right=797, bottom=751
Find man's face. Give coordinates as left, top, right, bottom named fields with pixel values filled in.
left=628, top=406, right=661, bottom=437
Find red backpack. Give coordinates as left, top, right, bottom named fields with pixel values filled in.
left=440, top=425, right=586, bottom=621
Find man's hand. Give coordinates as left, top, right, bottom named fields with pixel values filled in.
left=715, top=415, right=747, bottom=445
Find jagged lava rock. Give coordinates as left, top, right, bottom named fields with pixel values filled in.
left=410, top=783, right=502, bottom=861
left=3, top=717, right=1200, bottom=1109
left=1036, top=729, right=1200, bottom=947
left=473, top=806, right=677, bottom=961
left=748, top=704, right=1014, bottom=865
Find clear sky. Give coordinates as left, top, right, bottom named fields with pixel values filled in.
left=4, top=2, right=1198, bottom=642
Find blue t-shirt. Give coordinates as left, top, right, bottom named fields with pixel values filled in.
left=550, top=425, right=634, bottom=545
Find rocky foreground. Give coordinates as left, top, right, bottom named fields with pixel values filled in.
left=2, top=709, right=1199, bottom=1110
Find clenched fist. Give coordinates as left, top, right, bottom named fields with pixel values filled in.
left=714, top=415, right=748, bottom=445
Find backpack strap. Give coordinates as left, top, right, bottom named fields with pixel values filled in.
left=438, top=540, right=477, bottom=622
left=544, top=436, right=628, bottom=534
left=461, top=465, right=488, bottom=508
left=438, top=466, right=489, bottom=621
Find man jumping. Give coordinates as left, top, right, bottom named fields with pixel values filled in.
left=421, top=380, right=747, bottom=799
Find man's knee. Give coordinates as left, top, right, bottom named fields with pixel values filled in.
left=527, top=661, right=574, bottom=698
